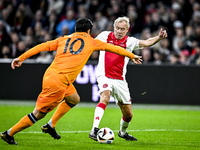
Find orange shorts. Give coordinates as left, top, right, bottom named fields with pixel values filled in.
left=36, top=68, right=76, bottom=113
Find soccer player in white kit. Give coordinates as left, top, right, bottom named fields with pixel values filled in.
left=89, top=16, right=167, bottom=141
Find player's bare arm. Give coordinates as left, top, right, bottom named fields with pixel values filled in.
left=139, top=28, right=167, bottom=47
left=11, top=58, right=22, bottom=69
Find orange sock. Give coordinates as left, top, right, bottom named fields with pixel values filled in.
left=49, top=101, right=71, bottom=128
left=9, top=115, right=35, bottom=136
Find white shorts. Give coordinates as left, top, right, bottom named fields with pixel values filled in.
left=97, top=76, right=131, bottom=104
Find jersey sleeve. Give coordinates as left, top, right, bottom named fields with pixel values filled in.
left=128, top=37, right=143, bottom=52
left=92, top=39, right=107, bottom=51
left=95, top=31, right=110, bottom=42
left=18, top=38, right=60, bottom=62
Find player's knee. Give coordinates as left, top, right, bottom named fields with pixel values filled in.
left=71, top=94, right=80, bottom=103
left=100, top=96, right=110, bottom=105
left=64, top=97, right=80, bottom=108
left=76, top=96, right=80, bottom=104
left=100, top=91, right=110, bottom=104
left=74, top=94, right=80, bottom=104
left=65, top=93, right=80, bottom=105
left=33, top=108, right=46, bottom=120
left=100, top=95, right=110, bottom=105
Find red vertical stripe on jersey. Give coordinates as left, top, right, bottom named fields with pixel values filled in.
left=105, top=32, right=128, bottom=80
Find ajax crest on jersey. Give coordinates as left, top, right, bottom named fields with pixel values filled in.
left=97, top=127, right=114, bottom=144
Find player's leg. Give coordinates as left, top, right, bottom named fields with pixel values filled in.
left=89, top=90, right=111, bottom=141
left=46, top=92, right=80, bottom=129
left=112, top=79, right=137, bottom=141
left=35, top=68, right=67, bottom=139
left=118, top=102, right=133, bottom=134
left=41, top=84, right=79, bottom=139
left=1, top=107, right=46, bottom=145
left=89, top=76, right=113, bottom=141
left=118, top=102, right=137, bottom=141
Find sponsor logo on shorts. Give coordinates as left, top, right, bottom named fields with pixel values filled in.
left=103, top=84, right=108, bottom=88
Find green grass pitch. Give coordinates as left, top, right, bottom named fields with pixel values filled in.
left=0, top=101, right=200, bottom=150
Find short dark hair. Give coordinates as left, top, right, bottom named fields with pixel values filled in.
left=75, top=18, right=93, bottom=32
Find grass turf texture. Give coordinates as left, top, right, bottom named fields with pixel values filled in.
left=0, top=101, right=200, bottom=150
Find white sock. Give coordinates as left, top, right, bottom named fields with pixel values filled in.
left=48, top=119, right=53, bottom=128
left=91, top=106, right=105, bottom=131
left=7, top=128, right=12, bottom=135
left=120, top=117, right=130, bottom=136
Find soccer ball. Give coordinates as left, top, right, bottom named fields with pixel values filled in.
left=97, top=127, right=114, bottom=144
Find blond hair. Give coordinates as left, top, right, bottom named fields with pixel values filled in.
left=114, top=17, right=130, bottom=29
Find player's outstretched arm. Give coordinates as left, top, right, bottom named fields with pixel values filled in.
left=139, top=28, right=167, bottom=47
left=131, top=55, right=143, bottom=64
left=11, top=58, right=22, bottom=69
left=95, top=39, right=143, bottom=64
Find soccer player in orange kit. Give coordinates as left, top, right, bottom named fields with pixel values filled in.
left=1, top=18, right=142, bottom=145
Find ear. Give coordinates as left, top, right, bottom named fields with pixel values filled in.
left=87, top=29, right=91, bottom=34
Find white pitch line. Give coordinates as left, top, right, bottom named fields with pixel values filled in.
left=4, top=129, right=199, bottom=134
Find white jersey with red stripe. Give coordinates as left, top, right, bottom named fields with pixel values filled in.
left=96, top=31, right=142, bottom=81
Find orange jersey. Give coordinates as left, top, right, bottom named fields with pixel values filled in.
left=19, top=32, right=135, bottom=84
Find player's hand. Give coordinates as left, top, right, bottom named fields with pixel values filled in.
left=11, top=58, right=22, bottom=69
left=131, top=55, right=142, bottom=64
left=158, top=28, right=167, bottom=39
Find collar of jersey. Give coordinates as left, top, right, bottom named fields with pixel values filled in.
left=72, top=32, right=90, bottom=37
left=110, top=32, right=128, bottom=43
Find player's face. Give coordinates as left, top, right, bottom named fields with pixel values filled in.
left=114, top=21, right=128, bottom=40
